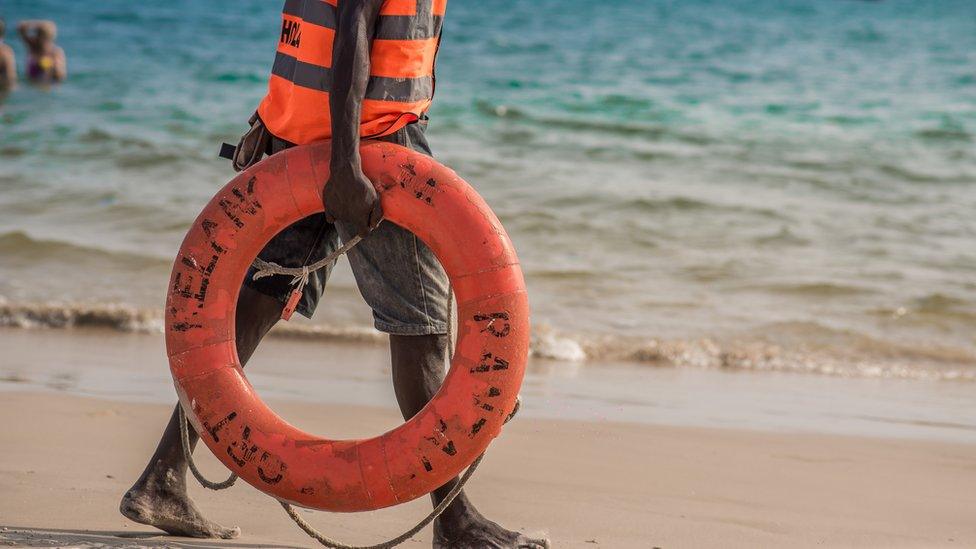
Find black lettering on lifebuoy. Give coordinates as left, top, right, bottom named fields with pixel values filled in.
left=423, top=418, right=457, bottom=457
left=219, top=199, right=245, bottom=229
left=180, top=255, right=214, bottom=275
left=201, top=219, right=218, bottom=237
left=171, top=321, right=203, bottom=332
left=473, top=384, right=502, bottom=412
left=226, top=426, right=258, bottom=467
left=231, top=187, right=261, bottom=215
left=200, top=220, right=227, bottom=254
left=218, top=180, right=262, bottom=229
left=414, top=178, right=436, bottom=205
left=441, top=441, right=457, bottom=456
left=203, top=411, right=237, bottom=443
left=172, top=272, right=206, bottom=306
left=257, top=451, right=287, bottom=485
left=397, top=162, right=417, bottom=185
left=172, top=272, right=194, bottom=299
left=471, top=352, right=509, bottom=374
left=173, top=253, right=219, bottom=306
left=474, top=312, right=511, bottom=338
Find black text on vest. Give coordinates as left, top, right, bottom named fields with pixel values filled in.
left=280, top=20, right=302, bottom=48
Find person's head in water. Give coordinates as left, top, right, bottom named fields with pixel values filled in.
left=37, top=23, right=55, bottom=44
left=0, top=18, right=6, bottom=41
left=27, top=23, right=55, bottom=52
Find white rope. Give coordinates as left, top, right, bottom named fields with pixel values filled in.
left=178, top=406, right=238, bottom=490
left=251, top=235, right=363, bottom=281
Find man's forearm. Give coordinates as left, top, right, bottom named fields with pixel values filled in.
left=330, top=0, right=384, bottom=174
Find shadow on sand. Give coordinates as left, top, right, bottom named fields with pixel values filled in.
left=0, top=526, right=305, bottom=548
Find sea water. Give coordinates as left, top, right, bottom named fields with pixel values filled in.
left=1, top=0, right=975, bottom=380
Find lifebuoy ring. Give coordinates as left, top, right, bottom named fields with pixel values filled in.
left=165, top=141, right=528, bottom=512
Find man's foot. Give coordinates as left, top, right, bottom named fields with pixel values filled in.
left=119, top=471, right=240, bottom=539
left=434, top=512, right=549, bottom=549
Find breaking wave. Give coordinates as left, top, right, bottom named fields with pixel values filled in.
left=0, top=300, right=164, bottom=333
left=2, top=299, right=973, bottom=382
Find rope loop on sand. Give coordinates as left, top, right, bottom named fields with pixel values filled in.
left=277, top=399, right=522, bottom=549
left=179, top=231, right=520, bottom=548
left=280, top=453, right=485, bottom=549
left=275, top=403, right=519, bottom=549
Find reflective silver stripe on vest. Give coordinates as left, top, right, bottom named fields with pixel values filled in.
left=377, top=0, right=442, bottom=40
left=375, top=15, right=443, bottom=40
left=282, top=0, right=442, bottom=40
left=366, top=73, right=434, bottom=103
left=283, top=0, right=337, bottom=30
left=271, top=52, right=433, bottom=103
left=272, top=51, right=333, bottom=92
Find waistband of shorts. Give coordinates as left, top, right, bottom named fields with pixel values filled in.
left=268, top=117, right=429, bottom=155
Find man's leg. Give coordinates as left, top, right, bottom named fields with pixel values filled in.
left=119, top=286, right=282, bottom=539
left=390, top=334, right=549, bottom=549
left=337, top=115, right=548, bottom=545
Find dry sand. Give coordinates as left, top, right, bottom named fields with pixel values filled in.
left=0, top=392, right=974, bottom=548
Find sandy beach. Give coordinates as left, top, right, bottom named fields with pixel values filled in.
left=2, top=326, right=975, bottom=548
left=2, top=2, right=975, bottom=546
left=0, top=387, right=974, bottom=548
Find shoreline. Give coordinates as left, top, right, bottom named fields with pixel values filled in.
left=1, top=392, right=974, bottom=548
left=2, top=326, right=976, bottom=445
left=3, top=298, right=975, bottom=382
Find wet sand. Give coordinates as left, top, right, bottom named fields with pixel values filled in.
left=3, top=327, right=976, bottom=445
left=1, top=390, right=974, bottom=548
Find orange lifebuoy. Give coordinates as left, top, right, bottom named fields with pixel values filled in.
left=166, top=141, right=528, bottom=512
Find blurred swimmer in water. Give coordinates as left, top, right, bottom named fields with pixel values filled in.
left=0, top=19, right=16, bottom=90
left=18, top=20, right=66, bottom=83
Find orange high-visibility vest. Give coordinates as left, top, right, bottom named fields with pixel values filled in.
left=257, top=0, right=447, bottom=145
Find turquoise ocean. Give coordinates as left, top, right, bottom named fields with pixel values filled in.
left=2, top=0, right=976, bottom=381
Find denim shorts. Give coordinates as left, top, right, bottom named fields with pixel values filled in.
left=243, top=122, right=450, bottom=335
